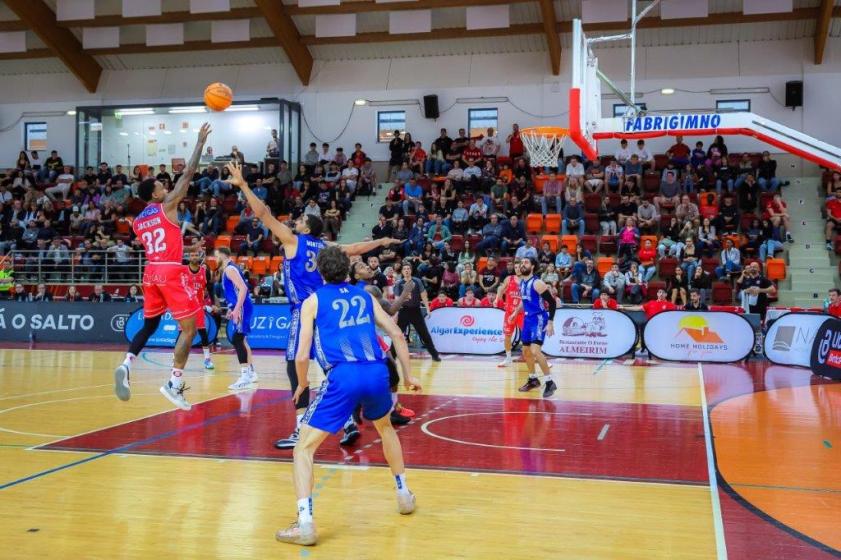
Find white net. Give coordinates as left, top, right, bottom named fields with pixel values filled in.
left=521, top=127, right=569, bottom=168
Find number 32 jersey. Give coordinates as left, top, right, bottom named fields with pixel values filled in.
left=133, top=202, right=184, bottom=264
left=313, top=283, right=386, bottom=372
left=284, top=234, right=327, bottom=307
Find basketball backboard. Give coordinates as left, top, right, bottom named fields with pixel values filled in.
left=569, top=19, right=603, bottom=162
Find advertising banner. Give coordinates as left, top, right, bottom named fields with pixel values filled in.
left=764, top=312, right=830, bottom=368
left=124, top=308, right=218, bottom=347
left=226, top=304, right=292, bottom=350
left=809, top=317, right=841, bottom=380
left=426, top=307, right=507, bottom=355
left=0, top=302, right=134, bottom=344
left=642, top=311, right=755, bottom=363
left=543, top=309, right=637, bottom=359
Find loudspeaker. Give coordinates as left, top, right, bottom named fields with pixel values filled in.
left=785, top=81, right=803, bottom=108
left=423, top=94, right=439, bottom=119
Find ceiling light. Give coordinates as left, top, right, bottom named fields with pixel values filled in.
left=148, top=131, right=157, bottom=136
left=66, top=110, right=77, bottom=116
left=115, top=108, right=155, bottom=116
left=163, top=130, right=172, bottom=135
left=709, top=87, right=769, bottom=95
left=169, top=106, right=207, bottom=114
left=119, top=132, right=128, bottom=136
left=179, top=129, right=186, bottom=133
left=661, top=88, right=675, bottom=95
left=225, top=104, right=259, bottom=112
left=354, top=99, right=367, bottom=106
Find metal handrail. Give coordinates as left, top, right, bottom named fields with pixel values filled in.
left=6, top=249, right=147, bottom=285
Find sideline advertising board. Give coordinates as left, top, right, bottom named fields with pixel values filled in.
left=225, top=304, right=293, bottom=350
left=643, top=311, right=755, bottom=363
left=810, top=317, right=841, bottom=380
left=124, top=308, right=218, bottom=348
left=764, top=312, right=830, bottom=368
left=426, top=307, right=507, bottom=355
left=543, top=308, right=637, bottom=359
left=0, top=301, right=134, bottom=344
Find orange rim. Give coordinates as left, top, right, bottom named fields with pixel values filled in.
left=520, top=126, right=570, bottom=137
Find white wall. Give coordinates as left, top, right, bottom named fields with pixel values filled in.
left=1, top=36, right=840, bottom=170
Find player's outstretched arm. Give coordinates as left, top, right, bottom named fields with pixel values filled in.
left=372, top=298, right=421, bottom=392
left=165, top=123, right=211, bottom=214
left=338, top=237, right=398, bottom=256
left=293, top=295, right=318, bottom=403
left=226, top=161, right=296, bottom=248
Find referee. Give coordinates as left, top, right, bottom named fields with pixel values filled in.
left=394, top=262, right=441, bottom=362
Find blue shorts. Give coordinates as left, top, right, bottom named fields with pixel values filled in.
left=229, top=302, right=253, bottom=335
left=521, top=312, right=548, bottom=346
left=286, top=305, right=317, bottom=361
left=302, top=361, right=392, bottom=433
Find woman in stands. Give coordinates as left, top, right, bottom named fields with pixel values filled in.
left=667, top=267, right=689, bottom=306
left=697, top=217, right=719, bottom=257
left=764, top=192, right=794, bottom=243
left=323, top=200, right=342, bottom=241
left=456, top=239, right=476, bottom=275
left=680, top=238, right=699, bottom=278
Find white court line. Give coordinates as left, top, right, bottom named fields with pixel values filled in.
left=597, top=423, right=610, bottom=441
left=697, top=363, right=728, bottom=560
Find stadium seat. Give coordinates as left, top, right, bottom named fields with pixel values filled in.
left=252, top=256, right=270, bottom=276
left=214, top=235, right=232, bottom=249
left=712, top=282, right=734, bottom=305
left=643, top=173, right=660, bottom=192
left=222, top=197, right=238, bottom=214
left=560, top=235, right=578, bottom=254
left=700, top=206, right=719, bottom=220
left=237, top=256, right=253, bottom=270
left=226, top=215, right=240, bottom=232
left=596, top=257, right=614, bottom=276
left=740, top=213, right=757, bottom=232
left=541, top=235, right=560, bottom=253
left=646, top=280, right=666, bottom=300
left=526, top=213, right=543, bottom=234
left=261, top=238, right=276, bottom=254
left=654, top=154, right=668, bottom=169
left=658, top=257, right=678, bottom=279
left=477, top=256, right=488, bottom=272
left=722, top=234, right=743, bottom=248
left=766, top=258, right=786, bottom=281
left=450, top=235, right=464, bottom=252
left=699, top=192, right=718, bottom=209
left=584, top=193, right=601, bottom=213
left=533, top=175, right=546, bottom=194
left=270, top=256, right=284, bottom=273
left=599, top=235, right=617, bottom=255
left=277, top=214, right=290, bottom=224
left=467, top=233, right=482, bottom=247
left=581, top=234, right=598, bottom=254
left=585, top=213, right=600, bottom=234
left=641, top=235, right=658, bottom=249
left=701, top=256, right=719, bottom=274
left=544, top=214, right=561, bottom=233
left=231, top=235, right=246, bottom=250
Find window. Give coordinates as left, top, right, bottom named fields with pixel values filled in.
left=612, top=103, right=647, bottom=118
left=468, top=108, right=498, bottom=138
left=24, top=122, right=48, bottom=151
left=377, top=111, right=406, bottom=143
left=716, top=99, right=750, bottom=113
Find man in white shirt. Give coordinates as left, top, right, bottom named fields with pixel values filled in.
left=633, top=139, right=653, bottom=170
left=341, top=161, right=359, bottom=193
left=45, top=165, right=76, bottom=200
left=481, top=128, right=500, bottom=159
left=614, top=139, right=632, bottom=165
left=565, top=156, right=585, bottom=190
left=318, top=143, right=332, bottom=165
left=468, top=197, right=489, bottom=232
left=266, top=129, right=279, bottom=157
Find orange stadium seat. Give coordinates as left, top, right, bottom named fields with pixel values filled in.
left=541, top=235, right=559, bottom=253
left=214, top=235, right=232, bottom=249
left=526, top=213, right=543, bottom=234
left=765, top=258, right=786, bottom=281
left=270, top=256, right=284, bottom=273
left=560, top=235, right=578, bottom=254
left=237, top=256, right=253, bottom=270
left=596, top=257, right=614, bottom=276
left=252, top=256, right=270, bottom=276
left=226, top=215, right=240, bottom=232
left=544, top=214, right=561, bottom=233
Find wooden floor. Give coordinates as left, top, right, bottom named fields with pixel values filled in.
left=0, top=348, right=837, bottom=559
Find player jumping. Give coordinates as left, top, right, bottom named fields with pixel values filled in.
left=514, top=257, right=558, bottom=398
left=497, top=258, right=524, bottom=367
left=275, top=246, right=421, bottom=547
left=113, top=123, right=211, bottom=410
left=223, top=162, right=398, bottom=450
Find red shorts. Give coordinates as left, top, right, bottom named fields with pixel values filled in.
left=502, top=310, right=524, bottom=337
left=142, top=264, right=201, bottom=321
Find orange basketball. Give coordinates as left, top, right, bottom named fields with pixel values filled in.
left=204, top=82, right=233, bottom=112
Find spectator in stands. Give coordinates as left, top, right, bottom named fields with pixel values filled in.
left=12, top=283, right=28, bottom=301
left=715, top=238, right=741, bottom=279
left=679, top=237, right=699, bottom=278
left=372, top=215, right=394, bottom=241
left=826, top=288, right=841, bottom=317
left=45, top=238, right=70, bottom=280
left=501, top=215, right=526, bottom=254
left=446, top=200, right=468, bottom=235
left=430, top=290, right=454, bottom=311
left=405, top=217, right=425, bottom=256
left=539, top=173, right=563, bottom=216
left=490, top=179, right=509, bottom=214
left=616, top=194, right=637, bottom=227
left=715, top=156, right=735, bottom=194
left=734, top=153, right=755, bottom=188
left=506, top=124, right=524, bottom=160
left=458, top=287, right=482, bottom=308
left=571, top=258, right=600, bottom=304
left=440, top=262, right=459, bottom=298
left=541, top=262, right=559, bottom=288
left=826, top=189, right=841, bottom=249
left=593, top=291, right=618, bottom=310
left=737, top=173, right=759, bottom=213
left=426, top=216, right=451, bottom=250
left=633, top=139, right=653, bottom=170
left=468, top=197, right=489, bottom=232
left=689, top=266, right=713, bottom=305
left=89, top=284, right=112, bottom=302
left=736, top=262, right=775, bottom=319
left=323, top=200, right=342, bottom=241
left=562, top=200, right=585, bottom=236
left=476, top=213, right=503, bottom=253
left=402, top=177, right=423, bottom=215
left=605, top=159, right=624, bottom=193
left=597, top=198, right=617, bottom=236
left=459, top=262, right=479, bottom=297
left=697, top=218, right=719, bottom=257
left=684, top=288, right=708, bottom=311
left=637, top=238, right=657, bottom=281
left=667, top=136, right=690, bottom=167
left=31, top=283, right=52, bottom=302
left=715, top=196, right=740, bottom=234
left=655, top=172, right=681, bottom=212
left=538, top=241, right=555, bottom=266
left=45, top=166, right=76, bottom=201
left=388, top=131, right=405, bottom=180
left=636, top=199, right=659, bottom=234
left=565, top=156, right=585, bottom=190
left=462, top=139, right=482, bottom=168
left=690, top=142, right=706, bottom=168
left=64, top=285, right=82, bottom=302
left=765, top=193, right=793, bottom=243
left=617, top=218, right=639, bottom=260
left=554, top=245, right=572, bottom=279
left=515, top=237, right=538, bottom=260
left=239, top=217, right=264, bottom=257
left=623, top=154, right=643, bottom=191
left=41, top=150, right=64, bottom=182
left=602, top=263, right=625, bottom=304
left=481, top=128, right=500, bottom=161
left=667, top=267, right=689, bottom=306
left=674, top=195, right=699, bottom=227
left=340, top=160, right=359, bottom=194
left=304, top=198, right=321, bottom=219
left=479, top=257, right=499, bottom=295
left=456, top=239, right=476, bottom=274
left=624, top=262, right=645, bottom=304
left=614, top=139, right=632, bottom=165
left=756, top=151, right=779, bottom=192
left=585, top=159, right=605, bottom=192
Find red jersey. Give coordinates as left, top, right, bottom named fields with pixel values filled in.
left=828, top=301, right=841, bottom=318
left=188, top=264, right=210, bottom=306
left=458, top=297, right=481, bottom=308
left=133, top=202, right=183, bottom=265
left=429, top=297, right=453, bottom=311
left=643, top=299, right=676, bottom=319
left=593, top=298, right=618, bottom=310
left=503, top=276, right=522, bottom=314
left=462, top=147, right=481, bottom=162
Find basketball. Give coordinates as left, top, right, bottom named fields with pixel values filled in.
left=204, top=82, right=233, bottom=112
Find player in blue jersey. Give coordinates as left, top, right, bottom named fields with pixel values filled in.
left=275, top=246, right=421, bottom=547
left=215, top=246, right=256, bottom=390
left=225, top=162, right=398, bottom=449
left=513, top=257, right=558, bottom=398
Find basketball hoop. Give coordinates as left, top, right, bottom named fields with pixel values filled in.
left=520, top=126, right=569, bottom=168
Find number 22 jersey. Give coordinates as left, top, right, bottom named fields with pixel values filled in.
left=313, top=283, right=386, bottom=372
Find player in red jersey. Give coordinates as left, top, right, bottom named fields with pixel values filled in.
left=113, top=123, right=211, bottom=410
left=186, top=251, right=217, bottom=371
left=496, top=258, right=525, bottom=367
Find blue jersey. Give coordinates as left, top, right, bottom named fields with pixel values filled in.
left=222, top=262, right=253, bottom=334
left=312, top=282, right=386, bottom=372
left=283, top=234, right=327, bottom=307
left=520, top=276, right=546, bottom=317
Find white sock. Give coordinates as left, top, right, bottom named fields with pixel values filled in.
left=240, top=366, right=249, bottom=377
left=528, top=372, right=538, bottom=379
left=248, top=363, right=255, bottom=374
left=169, top=368, right=184, bottom=387
left=295, top=413, right=304, bottom=429
left=541, top=374, right=554, bottom=384
left=505, top=350, right=512, bottom=359
left=391, top=393, right=398, bottom=406
left=297, top=497, right=313, bottom=524
left=203, top=347, right=211, bottom=360
left=395, top=473, right=410, bottom=495
left=343, top=416, right=356, bottom=430
left=122, top=353, right=136, bottom=369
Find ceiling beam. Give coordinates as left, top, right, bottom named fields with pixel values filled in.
left=300, top=23, right=543, bottom=45
left=86, top=38, right=278, bottom=56
left=55, top=7, right=262, bottom=28
left=815, top=0, right=835, bottom=64
left=253, top=0, right=313, bottom=86
left=0, top=20, right=28, bottom=32
left=0, top=48, right=53, bottom=61
left=537, top=0, right=560, bottom=75
left=286, top=0, right=531, bottom=16
left=4, top=0, right=102, bottom=93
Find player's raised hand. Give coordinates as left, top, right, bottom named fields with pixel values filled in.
left=197, top=122, right=212, bottom=142
left=404, top=375, right=422, bottom=393
left=225, top=161, right=245, bottom=187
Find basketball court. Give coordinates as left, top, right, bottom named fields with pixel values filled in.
left=0, top=347, right=837, bottom=559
